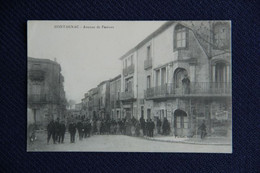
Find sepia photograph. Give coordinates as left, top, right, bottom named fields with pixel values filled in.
left=27, top=21, right=232, bottom=153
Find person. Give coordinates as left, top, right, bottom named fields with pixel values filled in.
left=139, top=116, right=145, bottom=136
left=47, top=120, right=55, bottom=144
left=157, top=118, right=162, bottom=135
left=182, top=74, right=190, bottom=94
left=68, top=121, right=76, bottom=143
left=144, top=119, right=149, bottom=137
left=86, top=119, right=92, bottom=137
left=150, top=119, right=155, bottom=137
left=77, top=120, right=84, bottom=140
left=135, top=122, right=141, bottom=136
left=162, top=118, right=169, bottom=135
left=58, top=121, right=66, bottom=143
left=54, top=118, right=60, bottom=144
left=198, top=120, right=207, bottom=139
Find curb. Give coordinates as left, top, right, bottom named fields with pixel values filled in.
left=143, top=137, right=231, bottom=146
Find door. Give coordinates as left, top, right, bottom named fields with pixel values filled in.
left=174, top=109, right=188, bottom=137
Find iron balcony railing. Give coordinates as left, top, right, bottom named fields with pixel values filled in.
left=144, top=58, right=152, bottom=69
left=145, top=82, right=231, bottom=99
left=28, top=94, right=47, bottom=103
left=120, top=91, right=134, bottom=100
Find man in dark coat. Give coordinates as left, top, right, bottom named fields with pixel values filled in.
left=162, top=118, right=169, bottom=135
left=47, top=120, right=55, bottom=144
left=157, top=118, right=162, bottom=135
left=198, top=120, right=207, bottom=139
left=150, top=119, right=155, bottom=137
left=139, top=116, right=145, bottom=136
left=54, top=118, right=60, bottom=143
left=69, top=122, right=76, bottom=143
left=77, top=121, right=84, bottom=140
left=58, top=121, right=66, bottom=143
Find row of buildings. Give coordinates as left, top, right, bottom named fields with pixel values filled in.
left=78, top=21, right=232, bottom=137
left=27, top=57, right=67, bottom=128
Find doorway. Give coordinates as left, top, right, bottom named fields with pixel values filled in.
left=174, top=109, right=188, bottom=137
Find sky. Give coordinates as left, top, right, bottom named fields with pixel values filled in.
left=28, top=21, right=166, bottom=103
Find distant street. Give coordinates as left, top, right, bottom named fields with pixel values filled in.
left=28, top=131, right=231, bottom=153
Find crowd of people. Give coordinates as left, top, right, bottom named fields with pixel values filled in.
left=46, top=116, right=172, bottom=144
left=46, top=115, right=207, bottom=144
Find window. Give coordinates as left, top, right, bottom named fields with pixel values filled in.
left=125, top=59, right=127, bottom=68
left=147, top=109, right=151, bottom=119
left=147, top=76, right=151, bottom=89
left=161, top=68, right=166, bottom=85
left=125, top=77, right=133, bottom=92
left=155, top=70, right=160, bottom=87
left=175, top=25, right=188, bottom=49
left=130, top=55, right=133, bottom=65
left=32, top=64, right=41, bottom=69
left=147, top=45, right=151, bottom=59
left=141, top=106, right=144, bottom=118
left=174, top=68, right=187, bottom=88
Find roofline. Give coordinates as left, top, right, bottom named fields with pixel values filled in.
left=110, top=74, right=121, bottom=82
left=119, top=21, right=175, bottom=60
left=28, top=57, right=60, bottom=65
left=98, top=80, right=109, bottom=87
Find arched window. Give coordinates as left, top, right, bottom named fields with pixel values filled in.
left=212, top=61, right=231, bottom=89
left=174, top=68, right=188, bottom=88
left=174, top=25, right=188, bottom=49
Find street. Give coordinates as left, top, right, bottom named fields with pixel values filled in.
left=27, top=131, right=231, bottom=153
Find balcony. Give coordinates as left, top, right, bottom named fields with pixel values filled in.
left=128, top=64, right=135, bottom=74
left=144, top=58, right=152, bottom=69
left=120, top=91, right=134, bottom=101
left=145, top=82, right=231, bottom=99
left=28, top=70, right=45, bottom=81
left=28, top=94, right=47, bottom=103
left=123, top=64, right=135, bottom=76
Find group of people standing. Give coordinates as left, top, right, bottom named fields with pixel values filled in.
left=46, top=115, right=207, bottom=145
left=47, top=118, right=66, bottom=144
left=140, top=117, right=171, bottom=137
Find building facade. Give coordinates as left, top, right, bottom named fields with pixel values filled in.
left=27, top=57, right=67, bottom=128
left=109, top=75, right=121, bottom=120
left=119, top=21, right=231, bottom=137
left=79, top=21, right=231, bottom=137
left=97, top=81, right=110, bottom=119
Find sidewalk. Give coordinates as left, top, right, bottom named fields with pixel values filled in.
left=143, top=135, right=232, bottom=145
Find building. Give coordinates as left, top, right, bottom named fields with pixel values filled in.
left=109, top=75, right=121, bottom=120
left=119, top=21, right=231, bottom=137
left=97, top=80, right=110, bottom=119
left=27, top=57, right=67, bottom=128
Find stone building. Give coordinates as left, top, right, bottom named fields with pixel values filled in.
left=119, top=21, right=231, bottom=137
left=27, top=57, right=67, bottom=128
left=109, top=75, right=121, bottom=120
